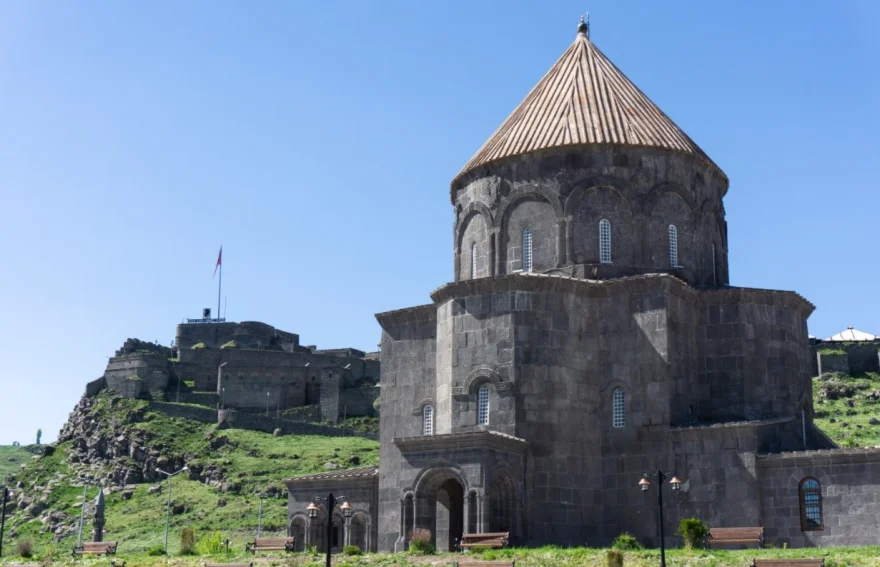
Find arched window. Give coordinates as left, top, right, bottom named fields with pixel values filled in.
left=478, top=384, right=490, bottom=425
left=422, top=404, right=434, bottom=436
left=612, top=388, right=625, bottom=428
left=471, top=242, right=478, bottom=279
left=668, top=225, right=679, bottom=268
left=799, top=478, right=823, bottom=531
left=599, top=219, right=612, bottom=264
left=522, top=228, right=533, bottom=272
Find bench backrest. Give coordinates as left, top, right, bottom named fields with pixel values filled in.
left=254, top=537, right=294, bottom=546
left=81, top=542, right=117, bottom=551
left=461, top=532, right=509, bottom=542
left=709, top=527, right=764, bottom=540
left=754, top=560, right=824, bottom=567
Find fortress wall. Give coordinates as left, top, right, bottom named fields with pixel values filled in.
left=217, top=409, right=376, bottom=439
left=809, top=341, right=880, bottom=376
left=104, top=353, right=170, bottom=399
left=758, top=449, right=880, bottom=547
left=846, top=344, right=880, bottom=373
left=339, top=387, right=380, bottom=419
left=84, top=377, right=106, bottom=398
left=175, top=321, right=300, bottom=351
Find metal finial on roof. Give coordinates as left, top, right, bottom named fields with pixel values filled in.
left=578, top=13, right=590, bottom=38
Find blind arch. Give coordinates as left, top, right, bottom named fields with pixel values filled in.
left=522, top=228, right=533, bottom=272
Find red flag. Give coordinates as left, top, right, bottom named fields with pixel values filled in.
left=213, top=247, right=222, bottom=278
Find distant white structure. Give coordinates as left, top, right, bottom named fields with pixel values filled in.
left=826, top=326, right=878, bottom=342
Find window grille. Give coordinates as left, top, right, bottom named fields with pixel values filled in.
left=612, top=388, right=625, bottom=428
left=599, top=219, right=612, bottom=264
left=668, top=225, right=679, bottom=267
left=522, top=228, right=533, bottom=272
left=422, top=404, right=434, bottom=436
left=478, top=385, right=490, bottom=425
left=799, top=478, right=823, bottom=531
left=471, top=242, right=478, bottom=279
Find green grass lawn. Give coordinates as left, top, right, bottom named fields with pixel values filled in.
left=812, top=372, right=880, bottom=447
left=0, top=445, right=35, bottom=481
left=1, top=546, right=880, bottom=567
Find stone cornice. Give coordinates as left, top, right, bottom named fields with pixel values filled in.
left=756, top=448, right=880, bottom=469
left=393, top=430, right=528, bottom=455
left=374, top=303, right=437, bottom=329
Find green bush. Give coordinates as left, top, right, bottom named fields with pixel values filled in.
left=612, top=532, right=643, bottom=550
left=191, top=342, right=206, bottom=350
left=305, top=543, right=318, bottom=555
left=196, top=531, right=225, bottom=555
left=408, top=527, right=435, bottom=555
left=606, top=549, right=624, bottom=567
left=179, top=527, right=196, bottom=555
left=678, top=518, right=709, bottom=549
left=16, top=538, right=33, bottom=558
left=220, top=340, right=238, bottom=349
left=342, top=545, right=363, bottom=556
left=146, top=545, right=165, bottom=556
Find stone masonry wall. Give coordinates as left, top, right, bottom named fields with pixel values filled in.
left=817, top=352, right=850, bottom=375
left=758, top=449, right=880, bottom=546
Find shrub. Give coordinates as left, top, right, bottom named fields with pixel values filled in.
left=220, top=340, right=238, bottom=349
left=305, top=543, right=318, bottom=555
left=180, top=527, right=196, bottom=555
left=606, top=549, right=624, bottom=567
left=678, top=518, right=709, bottom=549
left=16, top=539, right=33, bottom=558
left=196, top=531, right=225, bottom=555
left=612, top=532, right=643, bottom=550
left=408, top=527, right=435, bottom=555
left=343, top=545, right=362, bottom=556
left=191, top=342, right=206, bottom=350
left=146, top=545, right=165, bottom=556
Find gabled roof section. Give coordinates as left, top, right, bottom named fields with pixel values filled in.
left=284, top=465, right=378, bottom=484
left=452, top=20, right=725, bottom=195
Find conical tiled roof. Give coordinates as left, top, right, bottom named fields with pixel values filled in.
left=452, top=21, right=724, bottom=191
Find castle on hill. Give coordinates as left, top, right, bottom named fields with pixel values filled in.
left=283, top=19, right=880, bottom=553
left=85, top=319, right=380, bottom=432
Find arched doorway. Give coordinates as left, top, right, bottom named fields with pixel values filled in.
left=349, top=513, right=369, bottom=552
left=288, top=515, right=306, bottom=551
left=414, top=469, right=466, bottom=552
left=488, top=471, right=518, bottom=538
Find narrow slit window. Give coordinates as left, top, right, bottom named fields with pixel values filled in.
left=599, top=219, right=612, bottom=264
left=668, top=225, right=679, bottom=268
left=522, top=228, right=533, bottom=272
left=712, top=244, right=717, bottom=286
left=471, top=242, right=478, bottom=279
left=422, top=404, right=434, bottom=436
left=612, top=388, right=625, bottom=428
left=799, top=478, right=823, bottom=531
left=478, top=385, right=490, bottom=425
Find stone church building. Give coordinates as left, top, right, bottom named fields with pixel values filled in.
left=286, top=20, right=880, bottom=552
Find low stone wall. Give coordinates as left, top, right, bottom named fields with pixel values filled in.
left=148, top=402, right=218, bottom=423
left=84, top=377, right=107, bottom=398
left=340, top=387, right=379, bottom=418
left=177, top=392, right=218, bottom=406
left=758, top=448, right=880, bottom=547
left=817, top=352, right=850, bottom=375
left=218, top=409, right=377, bottom=439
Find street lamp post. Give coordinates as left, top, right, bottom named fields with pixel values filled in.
left=157, top=466, right=189, bottom=554
left=0, top=485, right=13, bottom=557
left=257, top=493, right=264, bottom=538
left=307, top=494, right=353, bottom=567
left=266, top=392, right=270, bottom=417
left=639, top=471, right=682, bottom=567
left=76, top=482, right=88, bottom=548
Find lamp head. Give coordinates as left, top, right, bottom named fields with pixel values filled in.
left=340, top=501, right=353, bottom=518
left=306, top=502, right=319, bottom=519
left=639, top=477, right=651, bottom=492
left=669, top=476, right=682, bottom=491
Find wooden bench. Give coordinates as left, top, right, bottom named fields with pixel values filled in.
left=73, top=541, right=118, bottom=557
left=752, top=560, right=824, bottom=567
left=455, top=561, right=515, bottom=567
left=459, top=532, right=510, bottom=550
left=245, top=536, right=295, bottom=553
left=706, top=527, right=764, bottom=548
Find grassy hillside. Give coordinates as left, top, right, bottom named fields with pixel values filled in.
left=3, top=391, right=378, bottom=558
left=813, top=371, right=880, bottom=447
left=0, top=444, right=36, bottom=481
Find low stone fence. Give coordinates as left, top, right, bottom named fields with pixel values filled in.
left=148, top=402, right=218, bottom=423
left=218, top=409, right=377, bottom=439
left=177, top=392, right=219, bottom=406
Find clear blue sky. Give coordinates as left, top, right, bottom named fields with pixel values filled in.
left=1, top=1, right=878, bottom=444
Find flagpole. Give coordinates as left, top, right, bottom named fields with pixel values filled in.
left=217, top=254, right=222, bottom=322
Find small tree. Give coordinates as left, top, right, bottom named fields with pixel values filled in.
left=179, top=528, right=196, bottom=555
left=408, top=527, right=435, bottom=555
left=36, top=429, right=42, bottom=446
left=612, top=532, right=643, bottom=550
left=678, top=518, right=709, bottom=549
